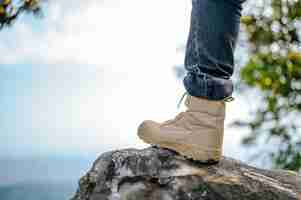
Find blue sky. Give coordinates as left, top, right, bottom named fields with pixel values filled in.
left=0, top=65, right=35, bottom=157
left=0, top=0, right=258, bottom=164
left=0, top=65, right=109, bottom=157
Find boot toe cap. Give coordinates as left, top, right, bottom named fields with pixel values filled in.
left=137, top=120, right=160, bottom=140
left=138, top=120, right=157, bottom=133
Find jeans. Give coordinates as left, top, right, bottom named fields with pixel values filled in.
left=183, top=0, right=246, bottom=100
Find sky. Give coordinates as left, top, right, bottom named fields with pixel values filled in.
left=0, top=0, right=255, bottom=163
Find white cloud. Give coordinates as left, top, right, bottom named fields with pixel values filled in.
left=0, top=0, right=253, bottom=163
left=0, top=0, right=191, bottom=68
left=0, top=0, right=192, bottom=157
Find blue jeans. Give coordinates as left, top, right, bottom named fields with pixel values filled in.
left=183, top=0, right=246, bottom=100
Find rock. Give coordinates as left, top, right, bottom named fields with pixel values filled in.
left=71, top=147, right=301, bottom=200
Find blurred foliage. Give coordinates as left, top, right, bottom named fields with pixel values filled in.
left=0, top=0, right=43, bottom=29
left=237, top=0, right=301, bottom=171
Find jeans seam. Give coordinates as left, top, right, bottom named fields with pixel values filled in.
left=185, top=63, right=230, bottom=79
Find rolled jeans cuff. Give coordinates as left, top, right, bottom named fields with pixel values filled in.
left=183, top=71, right=233, bottom=101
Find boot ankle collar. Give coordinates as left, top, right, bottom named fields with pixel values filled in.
left=185, top=94, right=225, bottom=117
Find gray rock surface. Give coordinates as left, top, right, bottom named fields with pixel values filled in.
left=72, top=147, right=301, bottom=200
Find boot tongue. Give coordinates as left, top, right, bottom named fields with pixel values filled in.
left=185, top=95, right=225, bottom=117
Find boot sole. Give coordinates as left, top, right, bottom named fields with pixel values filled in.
left=138, top=127, right=221, bottom=163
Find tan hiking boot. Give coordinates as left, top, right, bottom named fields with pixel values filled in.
left=137, top=93, right=228, bottom=163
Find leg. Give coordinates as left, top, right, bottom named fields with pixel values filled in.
left=137, top=0, right=246, bottom=162
left=184, top=0, right=246, bottom=100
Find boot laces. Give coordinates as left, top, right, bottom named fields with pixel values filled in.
left=177, top=91, right=234, bottom=109
left=223, top=96, right=235, bottom=102
left=177, top=91, right=188, bottom=109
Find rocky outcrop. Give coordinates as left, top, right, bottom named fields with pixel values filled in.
left=72, top=147, right=301, bottom=200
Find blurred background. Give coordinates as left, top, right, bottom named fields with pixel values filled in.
left=0, top=0, right=300, bottom=199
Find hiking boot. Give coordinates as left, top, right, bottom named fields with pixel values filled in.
left=137, top=93, right=227, bottom=163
